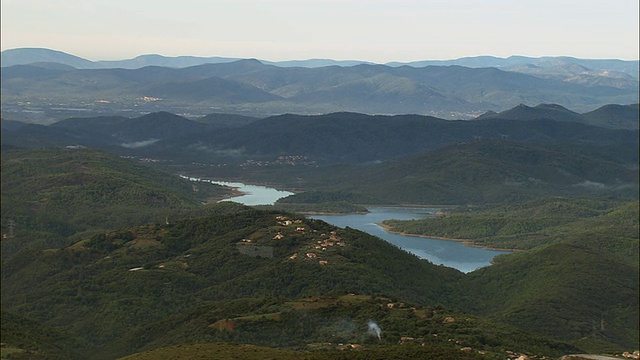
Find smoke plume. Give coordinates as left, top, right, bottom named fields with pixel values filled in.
left=367, top=320, right=382, bottom=341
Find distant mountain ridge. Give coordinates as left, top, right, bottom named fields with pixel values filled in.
left=2, top=54, right=638, bottom=120
left=0, top=48, right=373, bottom=69
left=387, top=55, right=639, bottom=80
left=2, top=48, right=638, bottom=100
left=3, top=48, right=638, bottom=78
left=1, top=48, right=96, bottom=68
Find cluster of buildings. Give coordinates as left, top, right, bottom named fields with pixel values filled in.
left=272, top=215, right=348, bottom=266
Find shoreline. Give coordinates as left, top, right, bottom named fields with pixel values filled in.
left=295, top=210, right=369, bottom=215
left=209, top=188, right=248, bottom=203
left=180, top=174, right=297, bottom=193
left=377, top=223, right=520, bottom=252
left=186, top=175, right=518, bottom=253
left=293, top=204, right=454, bottom=216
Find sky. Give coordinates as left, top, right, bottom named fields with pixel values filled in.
left=1, top=0, right=638, bottom=63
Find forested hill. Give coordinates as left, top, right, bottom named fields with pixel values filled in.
left=219, top=112, right=637, bottom=163
left=278, top=140, right=639, bottom=205
left=478, top=103, right=639, bottom=130
left=3, top=110, right=638, bottom=166
left=1, top=146, right=637, bottom=358
left=1, top=204, right=464, bottom=359
left=2, top=198, right=636, bottom=358
left=0, top=147, right=234, bottom=259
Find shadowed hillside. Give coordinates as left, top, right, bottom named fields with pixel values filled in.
left=279, top=141, right=638, bottom=205
left=4, top=110, right=637, bottom=167
left=479, top=103, right=639, bottom=130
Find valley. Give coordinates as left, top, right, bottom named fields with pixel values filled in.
left=0, top=52, right=638, bottom=360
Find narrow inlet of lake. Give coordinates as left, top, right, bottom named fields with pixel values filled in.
left=181, top=176, right=294, bottom=206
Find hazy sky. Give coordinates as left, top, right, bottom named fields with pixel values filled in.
left=1, top=0, right=638, bottom=62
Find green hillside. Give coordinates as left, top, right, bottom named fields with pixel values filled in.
left=2, top=201, right=635, bottom=358
left=118, top=341, right=491, bottom=360
left=281, top=141, right=638, bottom=205
left=383, top=197, right=639, bottom=254
left=0, top=311, right=86, bottom=359
left=1, top=206, right=464, bottom=358
left=113, top=295, right=578, bottom=360
left=0, top=147, right=233, bottom=258
left=454, top=243, right=638, bottom=352
left=1, top=146, right=637, bottom=359
left=384, top=197, right=639, bottom=350
left=582, top=104, right=640, bottom=130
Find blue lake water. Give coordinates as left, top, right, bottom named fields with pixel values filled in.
left=310, top=207, right=510, bottom=273
left=181, top=176, right=294, bottom=205
left=182, top=177, right=510, bottom=273
left=209, top=181, right=294, bottom=206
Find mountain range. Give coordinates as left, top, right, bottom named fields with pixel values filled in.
left=1, top=47, right=638, bottom=359
left=3, top=48, right=639, bottom=79
left=2, top=48, right=637, bottom=121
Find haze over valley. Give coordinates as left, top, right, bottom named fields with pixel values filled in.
left=1, top=9, right=639, bottom=357
left=2, top=48, right=638, bottom=122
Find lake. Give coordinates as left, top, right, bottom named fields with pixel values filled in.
left=182, top=177, right=510, bottom=272
left=310, top=207, right=510, bottom=273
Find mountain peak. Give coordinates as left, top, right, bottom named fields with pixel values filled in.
left=1, top=47, right=96, bottom=68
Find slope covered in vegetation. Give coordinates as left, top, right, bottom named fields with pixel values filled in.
left=0, top=147, right=233, bottom=258
left=279, top=141, right=638, bottom=205
left=1, top=203, right=461, bottom=358
left=1, top=146, right=637, bottom=359
left=385, top=197, right=639, bottom=350
left=383, top=197, right=639, bottom=254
